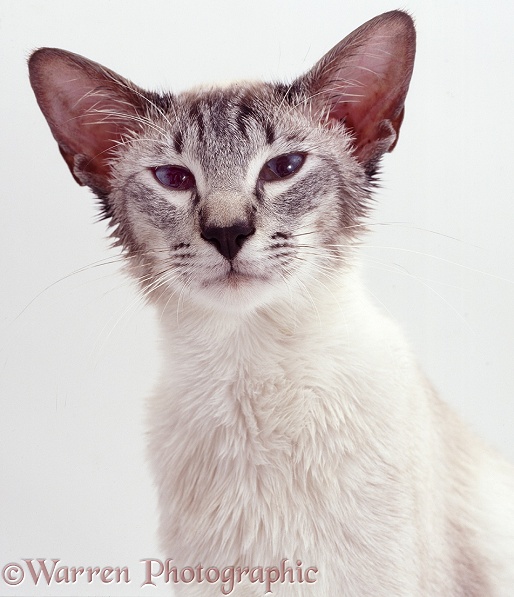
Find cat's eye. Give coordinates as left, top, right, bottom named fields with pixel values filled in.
left=153, top=165, right=195, bottom=191
left=259, top=153, right=306, bottom=182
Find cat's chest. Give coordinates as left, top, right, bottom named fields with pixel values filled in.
left=149, top=309, right=421, bottom=575
left=152, top=340, right=408, bottom=503
left=154, top=309, right=412, bottom=462
left=150, top=360, right=417, bottom=574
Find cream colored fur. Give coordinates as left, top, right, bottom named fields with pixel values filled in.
left=148, top=267, right=514, bottom=596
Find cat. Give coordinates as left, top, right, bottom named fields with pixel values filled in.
left=28, top=10, right=514, bottom=597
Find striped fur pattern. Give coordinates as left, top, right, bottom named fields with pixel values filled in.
left=109, top=82, right=369, bottom=312
left=28, top=11, right=514, bottom=596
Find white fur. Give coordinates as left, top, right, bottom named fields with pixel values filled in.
left=147, top=265, right=514, bottom=596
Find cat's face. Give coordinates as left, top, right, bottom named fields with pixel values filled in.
left=108, top=83, right=367, bottom=311
left=28, top=11, right=415, bottom=312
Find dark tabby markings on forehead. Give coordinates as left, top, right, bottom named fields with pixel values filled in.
left=274, top=82, right=303, bottom=107
left=235, top=102, right=255, bottom=141
left=264, top=121, right=275, bottom=145
left=173, top=129, right=184, bottom=154
left=235, top=96, right=276, bottom=145
left=185, top=91, right=279, bottom=151
left=188, top=102, right=205, bottom=142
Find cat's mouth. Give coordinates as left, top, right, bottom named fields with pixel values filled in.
left=198, top=260, right=274, bottom=291
left=191, top=261, right=285, bottom=311
left=207, top=268, right=266, bottom=287
left=191, top=266, right=275, bottom=311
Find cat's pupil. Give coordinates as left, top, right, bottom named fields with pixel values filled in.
left=153, top=166, right=195, bottom=191
left=274, top=154, right=303, bottom=177
left=260, top=153, right=306, bottom=182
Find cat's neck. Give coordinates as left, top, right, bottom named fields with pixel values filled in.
left=150, top=262, right=417, bottom=451
left=152, top=264, right=400, bottom=373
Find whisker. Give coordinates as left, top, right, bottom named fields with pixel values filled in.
left=176, top=272, right=196, bottom=326
left=351, top=245, right=514, bottom=285
left=90, top=271, right=164, bottom=351
left=11, top=254, right=131, bottom=322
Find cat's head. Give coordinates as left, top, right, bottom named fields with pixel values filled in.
left=29, top=11, right=415, bottom=313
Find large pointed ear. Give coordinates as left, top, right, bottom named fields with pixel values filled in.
left=298, top=11, right=415, bottom=171
left=29, top=48, right=150, bottom=194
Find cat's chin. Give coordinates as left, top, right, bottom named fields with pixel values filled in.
left=190, top=271, right=284, bottom=313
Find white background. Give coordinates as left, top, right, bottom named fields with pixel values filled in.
left=1, top=1, right=513, bottom=596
